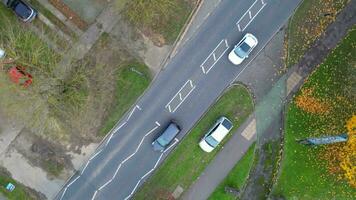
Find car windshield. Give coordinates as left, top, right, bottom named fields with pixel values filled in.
left=234, top=41, right=251, bottom=58
left=222, top=119, right=233, bottom=130
left=205, top=135, right=219, bottom=148
left=14, top=2, right=31, bottom=19
left=157, top=137, right=168, bottom=147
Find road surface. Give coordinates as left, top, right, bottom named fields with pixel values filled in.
left=56, top=0, right=302, bottom=199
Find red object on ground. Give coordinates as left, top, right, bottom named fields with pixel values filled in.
left=8, top=66, right=33, bottom=87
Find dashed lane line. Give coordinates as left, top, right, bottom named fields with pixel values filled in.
left=91, top=123, right=160, bottom=199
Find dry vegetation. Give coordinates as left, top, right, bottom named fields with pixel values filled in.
left=123, top=0, right=195, bottom=45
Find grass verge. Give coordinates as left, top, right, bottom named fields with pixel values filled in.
left=134, top=85, right=254, bottom=199
left=286, top=0, right=348, bottom=67
left=273, top=28, right=356, bottom=199
left=99, top=62, right=151, bottom=136
left=208, top=143, right=256, bottom=200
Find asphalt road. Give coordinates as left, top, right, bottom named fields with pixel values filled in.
left=57, top=0, right=302, bottom=199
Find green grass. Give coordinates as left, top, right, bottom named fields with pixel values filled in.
left=0, top=172, right=34, bottom=200
left=286, top=0, right=348, bottom=67
left=273, top=28, right=356, bottom=199
left=134, top=85, right=254, bottom=200
left=99, top=62, right=151, bottom=136
left=209, top=143, right=256, bottom=200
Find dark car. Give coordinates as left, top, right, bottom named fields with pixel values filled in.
left=152, top=122, right=181, bottom=152
left=2, top=0, right=37, bottom=22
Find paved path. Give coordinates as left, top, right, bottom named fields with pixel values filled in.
left=56, top=0, right=302, bottom=199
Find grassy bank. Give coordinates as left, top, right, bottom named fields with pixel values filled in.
left=273, top=28, right=356, bottom=199
left=286, top=0, right=348, bottom=67
left=99, top=62, right=151, bottom=136
left=209, top=143, right=256, bottom=200
left=134, top=85, right=254, bottom=199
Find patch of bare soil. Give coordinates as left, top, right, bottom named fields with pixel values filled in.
left=10, top=129, right=73, bottom=179
left=0, top=166, right=47, bottom=200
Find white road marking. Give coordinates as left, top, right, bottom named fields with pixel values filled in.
left=126, top=106, right=137, bottom=122
left=105, top=132, right=114, bottom=146
left=91, top=190, right=98, bottom=200
left=236, top=0, right=266, bottom=32
left=90, top=149, right=103, bottom=161
left=98, top=179, right=113, bottom=191
left=112, top=163, right=122, bottom=179
left=81, top=161, right=90, bottom=175
left=172, top=84, right=195, bottom=113
left=163, top=138, right=179, bottom=153
left=136, top=105, right=142, bottom=110
left=67, top=176, right=80, bottom=187
left=201, top=39, right=229, bottom=74
left=113, top=121, right=127, bottom=133
left=124, top=138, right=179, bottom=200
left=59, top=187, right=68, bottom=200
left=165, top=79, right=196, bottom=113
left=155, top=121, right=161, bottom=126
left=92, top=124, right=160, bottom=194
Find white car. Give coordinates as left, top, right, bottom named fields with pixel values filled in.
left=199, top=117, right=233, bottom=153
left=228, top=33, right=258, bottom=65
